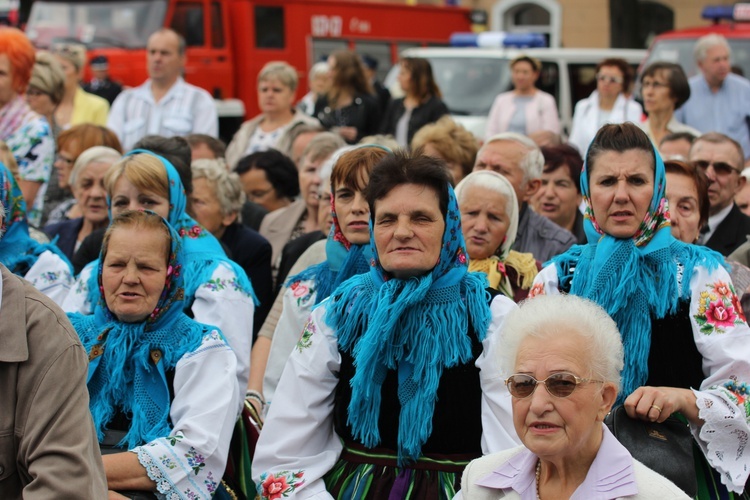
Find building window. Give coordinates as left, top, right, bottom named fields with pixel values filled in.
left=492, top=0, right=561, bottom=48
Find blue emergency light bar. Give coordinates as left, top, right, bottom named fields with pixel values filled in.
left=450, top=32, right=547, bottom=48
left=702, top=5, right=735, bottom=21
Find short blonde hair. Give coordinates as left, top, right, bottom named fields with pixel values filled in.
left=30, top=51, right=65, bottom=104
left=52, top=42, right=87, bottom=72
left=258, top=61, right=299, bottom=92
left=411, top=116, right=478, bottom=178
left=105, top=154, right=169, bottom=200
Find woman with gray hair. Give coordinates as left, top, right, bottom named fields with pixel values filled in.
left=43, top=146, right=121, bottom=260
left=455, top=170, right=539, bottom=302
left=298, top=61, right=331, bottom=116
left=191, top=158, right=273, bottom=333
left=456, top=294, right=689, bottom=499
left=226, top=61, right=319, bottom=168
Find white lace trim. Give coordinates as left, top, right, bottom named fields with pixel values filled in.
left=134, top=448, right=181, bottom=500
left=693, top=388, right=750, bottom=493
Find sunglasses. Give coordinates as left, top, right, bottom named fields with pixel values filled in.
left=505, top=372, right=603, bottom=399
left=596, top=74, right=623, bottom=85
left=692, top=160, right=740, bottom=177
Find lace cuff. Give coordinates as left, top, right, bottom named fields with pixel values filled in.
left=692, top=388, right=750, bottom=493
left=134, top=447, right=180, bottom=500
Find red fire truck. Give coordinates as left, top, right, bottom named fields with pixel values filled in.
left=24, top=0, right=472, bottom=133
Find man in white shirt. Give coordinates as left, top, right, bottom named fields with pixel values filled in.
left=689, top=132, right=750, bottom=255
left=107, top=28, right=218, bottom=150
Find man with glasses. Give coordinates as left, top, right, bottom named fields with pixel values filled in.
left=675, top=34, right=750, bottom=161
left=689, top=132, right=750, bottom=255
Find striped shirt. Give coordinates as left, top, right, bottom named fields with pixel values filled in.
left=107, top=77, right=218, bottom=150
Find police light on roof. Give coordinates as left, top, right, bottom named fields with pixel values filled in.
left=701, top=5, right=737, bottom=22
left=449, top=31, right=547, bottom=48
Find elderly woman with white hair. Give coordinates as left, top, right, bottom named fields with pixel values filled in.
left=226, top=61, right=319, bottom=168
left=455, top=170, right=539, bottom=302
left=43, top=146, right=121, bottom=260
left=298, top=61, right=331, bottom=116
left=190, top=158, right=273, bottom=334
left=455, top=294, right=689, bottom=499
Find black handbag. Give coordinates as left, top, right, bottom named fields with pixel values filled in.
left=99, top=429, right=159, bottom=500
left=604, top=405, right=697, bottom=497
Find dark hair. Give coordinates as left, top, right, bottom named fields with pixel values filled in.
left=596, top=58, right=634, bottom=93
left=660, top=131, right=697, bottom=146
left=641, top=62, right=691, bottom=110
left=401, top=57, right=441, bottom=101
left=365, top=150, right=451, bottom=219
left=541, top=144, right=584, bottom=194
left=586, top=123, right=655, bottom=175
left=235, top=149, right=300, bottom=200
left=510, top=55, right=541, bottom=72
left=665, top=160, right=709, bottom=229
left=133, top=135, right=193, bottom=194
left=186, top=134, right=226, bottom=158
left=328, top=50, right=373, bottom=108
left=331, top=147, right=391, bottom=194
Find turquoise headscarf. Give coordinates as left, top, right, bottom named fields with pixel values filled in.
left=324, top=182, right=491, bottom=465
left=0, top=163, right=72, bottom=275
left=86, top=150, right=256, bottom=307
left=69, top=212, right=209, bottom=449
left=549, top=143, right=724, bottom=402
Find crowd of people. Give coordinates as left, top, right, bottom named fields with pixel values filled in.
left=3, top=21, right=750, bottom=500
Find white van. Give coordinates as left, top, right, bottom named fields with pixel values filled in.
left=384, top=47, right=647, bottom=139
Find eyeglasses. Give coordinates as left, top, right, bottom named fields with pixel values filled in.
left=641, top=80, right=668, bottom=90
left=55, top=155, right=73, bottom=165
left=505, top=372, right=604, bottom=399
left=596, top=74, right=623, bottom=85
left=26, top=88, right=47, bottom=97
left=247, top=188, right=273, bottom=199
left=692, top=160, right=740, bottom=177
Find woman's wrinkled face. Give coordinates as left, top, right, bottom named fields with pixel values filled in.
left=191, top=177, right=234, bottom=238
left=25, top=87, right=55, bottom=116
left=102, top=227, right=168, bottom=323
left=589, top=149, right=654, bottom=239
left=460, top=186, right=511, bottom=260
left=532, top=165, right=582, bottom=230
left=335, top=178, right=370, bottom=245
left=257, top=76, right=295, bottom=116
left=642, top=70, right=676, bottom=115
left=299, top=153, right=325, bottom=210
left=666, top=172, right=702, bottom=244
left=73, top=161, right=110, bottom=225
left=0, top=54, right=16, bottom=108
left=511, top=331, right=616, bottom=464
left=595, top=65, right=624, bottom=101
left=110, top=176, right=170, bottom=219
left=373, top=183, right=445, bottom=279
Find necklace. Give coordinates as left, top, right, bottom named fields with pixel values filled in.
left=536, top=459, right=542, bottom=499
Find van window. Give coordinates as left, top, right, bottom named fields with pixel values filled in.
left=428, top=57, right=509, bottom=116
left=255, top=6, right=284, bottom=49
left=211, top=1, right=224, bottom=48
left=171, top=2, right=204, bottom=47
left=538, top=61, right=560, bottom=105
left=311, top=39, right=348, bottom=66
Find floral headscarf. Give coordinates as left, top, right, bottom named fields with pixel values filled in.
left=549, top=142, right=723, bottom=401
left=324, top=181, right=491, bottom=465
left=69, top=212, right=210, bottom=449
left=0, top=163, right=72, bottom=275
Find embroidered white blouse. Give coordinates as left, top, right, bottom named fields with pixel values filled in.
left=529, top=262, right=750, bottom=493
left=62, top=261, right=255, bottom=404
left=23, top=250, right=73, bottom=307
left=252, top=294, right=521, bottom=499
left=133, top=330, right=240, bottom=499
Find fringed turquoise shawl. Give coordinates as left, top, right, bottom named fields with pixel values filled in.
left=86, top=150, right=256, bottom=307
left=69, top=214, right=209, bottom=449
left=0, top=163, right=72, bottom=275
left=324, top=183, right=491, bottom=465
left=286, top=184, right=370, bottom=304
left=549, top=146, right=724, bottom=403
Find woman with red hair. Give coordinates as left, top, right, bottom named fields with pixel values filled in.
left=0, top=28, right=55, bottom=227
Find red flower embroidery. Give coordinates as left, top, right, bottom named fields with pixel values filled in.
left=528, top=282, right=545, bottom=298
left=261, top=474, right=289, bottom=500
left=713, top=280, right=731, bottom=298
left=732, top=292, right=747, bottom=322
left=705, top=300, right=738, bottom=328
left=290, top=281, right=309, bottom=298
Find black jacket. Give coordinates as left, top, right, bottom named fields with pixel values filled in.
left=314, top=93, right=381, bottom=143
left=705, top=203, right=750, bottom=256
left=379, top=95, right=449, bottom=146
left=43, top=217, right=83, bottom=262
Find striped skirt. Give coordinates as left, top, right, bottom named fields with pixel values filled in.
left=324, top=441, right=477, bottom=500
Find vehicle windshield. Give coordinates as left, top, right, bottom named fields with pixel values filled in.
left=386, top=57, right=511, bottom=116
left=26, top=0, right=167, bottom=49
left=643, top=38, right=750, bottom=78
